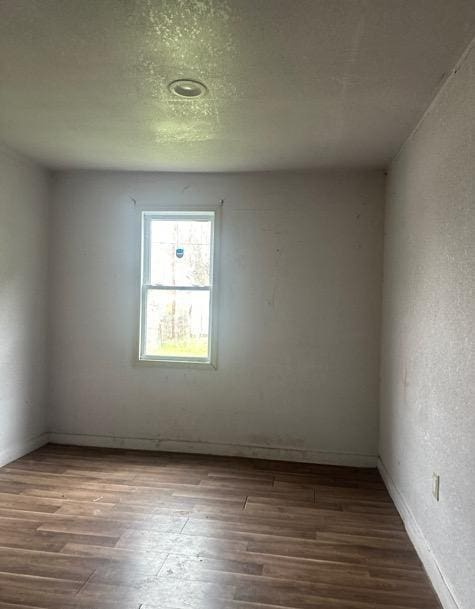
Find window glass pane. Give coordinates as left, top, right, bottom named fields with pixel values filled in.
left=145, top=289, right=210, bottom=358
left=150, top=219, right=211, bottom=286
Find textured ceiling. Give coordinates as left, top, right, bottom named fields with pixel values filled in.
left=0, top=0, right=474, bottom=171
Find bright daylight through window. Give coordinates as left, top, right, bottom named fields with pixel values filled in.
left=139, top=211, right=216, bottom=364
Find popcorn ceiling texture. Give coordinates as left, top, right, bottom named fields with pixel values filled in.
left=380, top=43, right=475, bottom=609
left=0, top=0, right=474, bottom=171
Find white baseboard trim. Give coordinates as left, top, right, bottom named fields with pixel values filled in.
left=0, top=432, right=49, bottom=468
left=378, top=458, right=460, bottom=609
left=49, top=432, right=377, bottom=467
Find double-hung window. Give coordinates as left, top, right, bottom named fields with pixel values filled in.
left=139, top=210, right=217, bottom=365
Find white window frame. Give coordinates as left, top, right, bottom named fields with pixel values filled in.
left=139, top=210, right=218, bottom=367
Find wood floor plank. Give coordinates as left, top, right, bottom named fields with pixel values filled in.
left=0, top=547, right=95, bottom=581
left=0, top=444, right=441, bottom=608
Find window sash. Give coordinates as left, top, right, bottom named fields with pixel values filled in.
left=139, top=211, right=216, bottom=364
left=143, top=285, right=211, bottom=291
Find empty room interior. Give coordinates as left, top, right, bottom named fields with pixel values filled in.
left=0, top=1, right=474, bottom=608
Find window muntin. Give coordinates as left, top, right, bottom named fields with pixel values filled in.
left=140, top=211, right=216, bottom=364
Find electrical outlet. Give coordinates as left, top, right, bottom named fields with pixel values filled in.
left=432, top=473, right=440, bottom=501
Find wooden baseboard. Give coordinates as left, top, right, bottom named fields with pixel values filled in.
left=48, top=432, right=377, bottom=467
left=378, top=458, right=460, bottom=609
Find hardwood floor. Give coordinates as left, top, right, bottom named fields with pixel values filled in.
left=0, top=444, right=440, bottom=609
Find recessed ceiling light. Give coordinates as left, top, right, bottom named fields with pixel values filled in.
left=168, top=79, right=208, bottom=99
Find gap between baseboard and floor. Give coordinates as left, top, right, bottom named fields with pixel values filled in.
left=378, top=458, right=460, bottom=609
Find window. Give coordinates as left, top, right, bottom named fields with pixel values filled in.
left=139, top=210, right=217, bottom=365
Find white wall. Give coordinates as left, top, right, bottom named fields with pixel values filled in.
left=48, top=170, right=384, bottom=465
left=0, top=146, right=50, bottom=465
left=379, top=43, right=475, bottom=609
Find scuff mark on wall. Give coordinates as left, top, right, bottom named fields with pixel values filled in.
left=267, top=247, right=283, bottom=309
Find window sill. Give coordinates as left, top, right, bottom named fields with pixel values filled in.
left=135, top=357, right=216, bottom=370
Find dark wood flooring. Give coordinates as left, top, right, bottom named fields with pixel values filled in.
left=0, top=444, right=440, bottom=609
